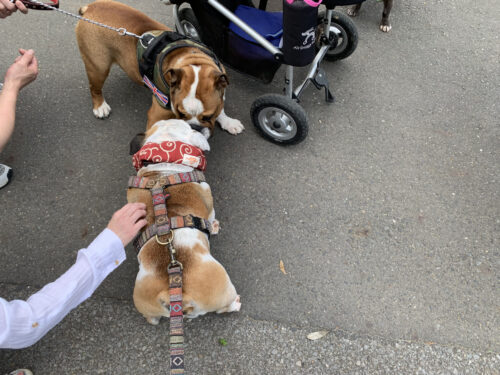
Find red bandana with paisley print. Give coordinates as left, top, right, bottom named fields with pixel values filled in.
left=133, top=141, right=207, bottom=171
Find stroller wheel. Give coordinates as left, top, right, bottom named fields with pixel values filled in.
left=176, top=8, right=202, bottom=41
left=317, top=10, right=358, bottom=61
left=251, top=94, right=308, bottom=145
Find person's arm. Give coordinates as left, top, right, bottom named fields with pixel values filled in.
left=0, top=203, right=147, bottom=349
left=0, top=49, right=38, bottom=152
left=0, top=0, right=27, bottom=18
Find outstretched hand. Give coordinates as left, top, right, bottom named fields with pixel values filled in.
left=0, top=0, right=27, bottom=18
left=4, top=49, right=38, bottom=92
left=107, top=203, right=147, bottom=247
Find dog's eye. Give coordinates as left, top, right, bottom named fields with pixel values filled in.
left=178, top=112, right=187, bottom=119
left=202, top=115, right=213, bottom=123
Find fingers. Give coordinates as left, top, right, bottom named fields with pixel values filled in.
left=30, top=56, right=38, bottom=72
left=13, top=49, right=34, bottom=65
left=15, top=0, right=27, bottom=13
left=123, top=202, right=146, bottom=214
left=131, top=206, right=147, bottom=221
left=19, top=49, right=35, bottom=65
left=0, top=0, right=26, bottom=17
left=134, top=219, right=148, bottom=231
left=0, top=0, right=16, bottom=13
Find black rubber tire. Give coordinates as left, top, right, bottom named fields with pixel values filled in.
left=176, top=7, right=202, bottom=41
left=250, top=94, right=308, bottom=145
left=317, top=10, right=358, bottom=61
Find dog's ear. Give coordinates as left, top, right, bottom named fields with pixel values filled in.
left=129, top=133, right=145, bottom=155
left=213, top=72, right=229, bottom=90
left=165, top=68, right=183, bottom=88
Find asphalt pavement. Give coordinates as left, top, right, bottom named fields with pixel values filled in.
left=0, top=0, right=498, bottom=374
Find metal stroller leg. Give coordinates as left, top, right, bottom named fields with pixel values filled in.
left=293, top=44, right=334, bottom=103
left=292, top=8, right=336, bottom=103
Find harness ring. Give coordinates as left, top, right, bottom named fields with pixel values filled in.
left=156, top=231, right=174, bottom=245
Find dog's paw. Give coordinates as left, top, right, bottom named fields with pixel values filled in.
left=93, top=101, right=111, bottom=119
left=230, top=295, right=242, bottom=312
left=219, top=117, right=245, bottom=135
left=347, top=8, right=358, bottom=17
left=210, top=219, right=220, bottom=235
left=146, top=316, right=160, bottom=325
left=380, top=23, right=392, bottom=32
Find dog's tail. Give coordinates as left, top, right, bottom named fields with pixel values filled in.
left=78, top=5, right=88, bottom=15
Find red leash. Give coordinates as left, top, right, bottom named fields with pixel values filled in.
left=15, top=0, right=59, bottom=10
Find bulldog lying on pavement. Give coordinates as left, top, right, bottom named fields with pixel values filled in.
left=127, top=119, right=241, bottom=324
left=76, top=0, right=244, bottom=135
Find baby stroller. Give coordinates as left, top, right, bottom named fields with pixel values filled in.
left=166, top=0, right=365, bottom=144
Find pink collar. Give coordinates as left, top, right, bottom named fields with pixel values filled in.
left=132, top=141, right=207, bottom=171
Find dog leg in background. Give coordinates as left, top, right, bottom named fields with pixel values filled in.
left=217, top=109, right=245, bottom=135
left=380, top=0, right=393, bottom=32
left=76, top=17, right=114, bottom=119
left=82, top=55, right=112, bottom=118
left=347, top=3, right=362, bottom=17
left=347, top=0, right=393, bottom=32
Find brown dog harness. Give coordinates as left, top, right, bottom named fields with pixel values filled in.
left=128, top=171, right=216, bottom=253
left=129, top=169, right=217, bottom=374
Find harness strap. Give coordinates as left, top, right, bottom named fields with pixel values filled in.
left=133, top=215, right=213, bottom=252
left=152, top=187, right=171, bottom=236
left=168, top=265, right=184, bottom=374
left=128, top=170, right=206, bottom=190
left=129, top=171, right=214, bottom=253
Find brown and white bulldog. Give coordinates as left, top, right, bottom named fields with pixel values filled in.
left=127, top=119, right=241, bottom=324
left=75, top=0, right=244, bottom=135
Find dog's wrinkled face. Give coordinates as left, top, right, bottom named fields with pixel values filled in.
left=165, top=66, right=227, bottom=138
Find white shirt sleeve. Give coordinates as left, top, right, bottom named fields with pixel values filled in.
left=0, top=228, right=126, bottom=349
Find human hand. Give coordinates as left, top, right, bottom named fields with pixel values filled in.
left=3, top=49, right=38, bottom=92
left=107, top=203, right=147, bottom=247
left=0, top=0, right=27, bottom=18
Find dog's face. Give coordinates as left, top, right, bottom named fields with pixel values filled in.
left=165, top=66, right=228, bottom=137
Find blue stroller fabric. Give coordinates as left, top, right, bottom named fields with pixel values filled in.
left=229, top=5, right=283, bottom=47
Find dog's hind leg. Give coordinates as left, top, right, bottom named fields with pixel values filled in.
left=380, top=0, right=393, bottom=32
left=81, top=54, right=113, bottom=119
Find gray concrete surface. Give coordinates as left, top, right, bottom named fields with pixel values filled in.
left=1, top=0, right=499, bottom=373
